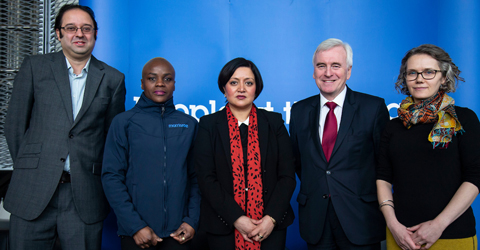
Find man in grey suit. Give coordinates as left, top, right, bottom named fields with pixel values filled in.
left=4, top=4, right=126, bottom=249
left=290, top=38, right=388, bottom=249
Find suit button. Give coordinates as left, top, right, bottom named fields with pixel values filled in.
left=322, top=194, right=328, bottom=199
left=69, top=134, right=74, bottom=139
left=326, top=170, right=331, bottom=175
left=264, top=169, right=267, bottom=173
left=60, top=158, right=66, bottom=162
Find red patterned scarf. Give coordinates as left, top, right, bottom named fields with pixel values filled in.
left=226, top=104, right=263, bottom=250
left=397, top=91, right=464, bottom=148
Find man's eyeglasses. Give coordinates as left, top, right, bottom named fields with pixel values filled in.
left=405, top=69, right=443, bottom=81
left=60, top=25, right=94, bottom=34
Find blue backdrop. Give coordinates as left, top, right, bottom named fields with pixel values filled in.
left=80, top=1, right=480, bottom=249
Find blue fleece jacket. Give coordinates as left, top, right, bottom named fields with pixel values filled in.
left=102, top=93, right=200, bottom=237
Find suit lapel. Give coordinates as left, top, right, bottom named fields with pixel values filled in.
left=257, top=109, right=268, bottom=171
left=51, top=51, right=74, bottom=124
left=217, top=109, right=233, bottom=173
left=332, top=87, right=357, bottom=158
left=309, top=98, right=327, bottom=162
left=72, top=56, right=104, bottom=128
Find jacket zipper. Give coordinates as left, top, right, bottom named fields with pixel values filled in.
left=161, top=105, right=167, bottom=232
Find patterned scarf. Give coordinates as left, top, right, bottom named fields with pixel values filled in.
left=226, top=104, right=263, bottom=250
left=397, top=91, right=464, bottom=148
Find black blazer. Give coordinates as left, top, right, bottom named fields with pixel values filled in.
left=289, top=87, right=389, bottom=245
left=194, top=107, right=296, bottom=235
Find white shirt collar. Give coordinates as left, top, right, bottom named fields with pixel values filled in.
left=320, top=86, right=347, bottom=108
left=65, top=57, right=92, bottom=75
left=238, top=117, right=250, bottom=127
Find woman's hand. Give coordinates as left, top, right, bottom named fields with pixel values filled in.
left=248, top=215, right=275, bottom=242
left=377, top=180, right=420, bottom=250
left=408, top=220, right=445, bottom=249
left=233, top=215, right=261, bottom=243
left=132, top=226, right=163, bottom=249
left=170, top=222, right=195, bottom=244
left=405, top=182, right=479, bottom=249
left=388, top=221, right=420, bottom=250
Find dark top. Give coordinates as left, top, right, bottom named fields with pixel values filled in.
left=240, top=123, right=249, bottom=204
left=377, top=106, right=480, bottom=239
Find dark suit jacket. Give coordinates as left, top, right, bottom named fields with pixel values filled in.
left=194, top=107, right=296, bottom=235
left=289, top=87, right=388, bottom=245
left=4, top=51, right=126, bottom=224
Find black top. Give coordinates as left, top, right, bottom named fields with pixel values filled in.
left=377, top=106, right=480, bottom=239
left=240, top=123, right=249, bottom=209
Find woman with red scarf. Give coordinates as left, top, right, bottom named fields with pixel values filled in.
left=376, top=44, right=480, bottom=250
left=194, top=58, right=296, bottom=250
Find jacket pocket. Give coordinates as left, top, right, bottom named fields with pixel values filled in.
left=297, top=192, right=308, bottom=206
left=14, top=157, right=40, bottom=169
left=89, top=97, right=111, bottom=115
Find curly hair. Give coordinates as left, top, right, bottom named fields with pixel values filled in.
left=394, top=44, right=464, bottom=95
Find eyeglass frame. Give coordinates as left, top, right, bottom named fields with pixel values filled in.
left=60, top=25, right=95, bottom=34
left=405, top=69, right=444, bottom=81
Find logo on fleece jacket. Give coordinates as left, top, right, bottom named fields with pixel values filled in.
left=168, top=124, right=188, bottom=128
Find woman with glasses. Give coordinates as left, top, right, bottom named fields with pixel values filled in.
left=376, top=44, right=480, bottom=250
left=194, top=58, right=296, bottom=250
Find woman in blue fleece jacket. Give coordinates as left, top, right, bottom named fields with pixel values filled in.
left=102, top=58, right=200, bottom=250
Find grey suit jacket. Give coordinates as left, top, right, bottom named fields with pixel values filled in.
left=290, top=87, right=389, bottom=245
left=4, top=51, right=126, bottom=224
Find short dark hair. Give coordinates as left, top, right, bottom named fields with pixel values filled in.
left=218, top=58, right=264, bottom=100
left=395, top=44, right=464, bottom=95
left=55, top=4, right=98, bottom=39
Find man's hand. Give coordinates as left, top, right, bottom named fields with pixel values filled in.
left=133, top=226, right=162, bottom=249
left=170, top=222, right=195, bottom=244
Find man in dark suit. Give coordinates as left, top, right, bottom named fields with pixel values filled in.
left=4, top=4, right=125, bottom=249
left=290, top=38, right=389, bottom=249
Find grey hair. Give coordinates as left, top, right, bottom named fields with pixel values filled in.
left=312, top=38, right=353, bottom=68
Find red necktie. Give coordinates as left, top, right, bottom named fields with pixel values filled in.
left=322, top=102, right=337, bottom=162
